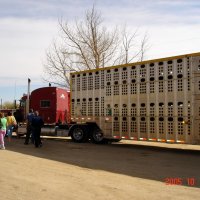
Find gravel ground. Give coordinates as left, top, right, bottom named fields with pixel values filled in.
left=0, top=137, right=199, bottom=200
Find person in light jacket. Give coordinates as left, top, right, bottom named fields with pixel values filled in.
left=0, top=112, right=7, bottom=150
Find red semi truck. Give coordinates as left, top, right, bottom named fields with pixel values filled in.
left=19, top=87, right=70, bottom=124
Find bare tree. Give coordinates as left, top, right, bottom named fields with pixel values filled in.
left=139, top=32, right=149, bottom=62
left=59, top=6, right=119, bottom=70
left=115, top=26, right=149, bottom=64
left=43, top=6, right=149, bottom=88
left=43, top=41, right=70, bottom=87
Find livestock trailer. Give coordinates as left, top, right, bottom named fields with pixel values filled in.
left=69, top=52, right=200, bottom=144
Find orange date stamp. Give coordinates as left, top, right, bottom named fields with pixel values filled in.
left=164, top=177, right=196, bottom=186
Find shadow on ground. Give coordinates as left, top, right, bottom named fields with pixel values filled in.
left=6, top=137, right=200, bottom=188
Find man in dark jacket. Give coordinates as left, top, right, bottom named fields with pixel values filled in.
left=32, top=111, right=44, bottom=148
left=24, top=109, right=35, bottom=144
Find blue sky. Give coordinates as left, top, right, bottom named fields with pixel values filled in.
left=0, top=0, right=200, bottom=103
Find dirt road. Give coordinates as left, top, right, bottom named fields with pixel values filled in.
left=0, top=137, right=200, bottom=200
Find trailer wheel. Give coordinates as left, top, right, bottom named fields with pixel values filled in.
left=71, top=126, right=88, bottom=143
left=90, top=128, right=104, bottom=144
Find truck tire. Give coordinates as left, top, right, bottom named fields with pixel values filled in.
left=71, top=126, right=88, bottom=143
left=90, top=127, right=104, bottom=144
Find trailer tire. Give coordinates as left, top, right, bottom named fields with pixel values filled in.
left=90, top=127, right=104, bottom=144
left=70, top=126, right=88, bottom=143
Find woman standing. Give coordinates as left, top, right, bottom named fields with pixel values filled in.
left=6, top=111, right=17, bottom=142
left=0, top=112, right=7, bottom=150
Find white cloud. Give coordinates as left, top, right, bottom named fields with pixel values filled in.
left=101, top=1, right=200, bottom=26
left=0, top=18, right=58, bottom=80
left=147, top=25, right=200, bottom=59
left=0, top=0, right=90, bottom=19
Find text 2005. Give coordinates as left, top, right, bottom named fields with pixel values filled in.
left=164, top=178, right=196, bottom=186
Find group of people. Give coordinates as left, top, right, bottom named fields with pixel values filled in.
left=0, top=109, right=44, bottom=149
left=24, top=109, right=44, bottom=148
left=0, top=111, right=17, bottom=149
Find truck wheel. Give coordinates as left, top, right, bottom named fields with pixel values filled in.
left=71, top=126, right=88, bottom=143
left=90, top=128, right=104, bottom=144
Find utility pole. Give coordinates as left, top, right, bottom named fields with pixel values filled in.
left=26, top=78, right=31, bottom=117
